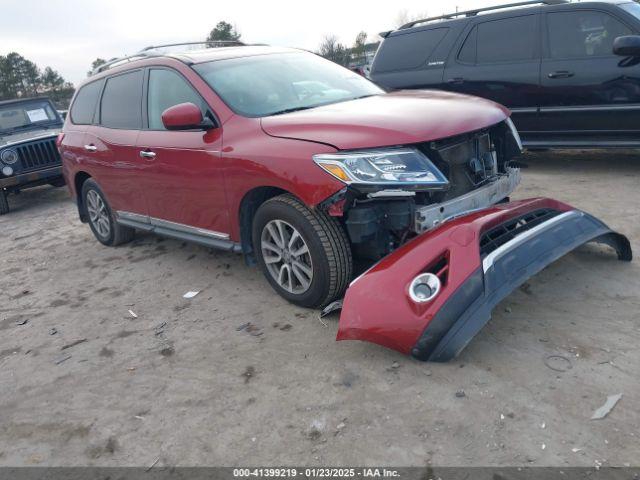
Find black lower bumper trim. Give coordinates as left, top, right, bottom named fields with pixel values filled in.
left=0, top=166, right=63, bottom=189
left=412, top=210, right=632, bottom=362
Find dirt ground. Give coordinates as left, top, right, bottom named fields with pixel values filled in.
left=0, top=151, right=638, bottom=467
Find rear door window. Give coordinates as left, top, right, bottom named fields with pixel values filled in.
left=70, top=80, right=103, bottom=125
left=100, top=70, right=143, bottom=129
left=147, top=69, right=206, bottom=130
left=375, top=28, right=449, bottom=72
left=463, top=15, right=537, bottom=64
left=547, top=11, right=632, bottom=59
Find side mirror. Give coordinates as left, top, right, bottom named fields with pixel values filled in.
left=161, top=102, right=215, bottom=131
left=613, top=35, right=640, bottom=57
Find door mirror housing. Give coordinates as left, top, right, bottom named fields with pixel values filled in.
left=161, top=102, right=215, bottom=131
left=613, top=35, right=640, bottom=57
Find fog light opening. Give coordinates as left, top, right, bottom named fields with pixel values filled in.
left=1, top=166, right=14, bottom=177
left=409, top=272, right=441, bottom=303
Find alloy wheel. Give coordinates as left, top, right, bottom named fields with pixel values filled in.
left=86, top=189, right=111, bottom=239
left=261, top=219, right=314, bottom=294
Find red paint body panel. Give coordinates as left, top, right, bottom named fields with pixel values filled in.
left=136, top=128, right=229, bottom=234
left=161, top=102, right=203, bottom=129
left=221, top=115, right=344, bottom=241
left=60, top=53, right=509, bottom=246
left=82, top=126, right=148, bottom=216
left=261, top=90, right=510, bottom=150
left=336, top=198, right=573, bottom=355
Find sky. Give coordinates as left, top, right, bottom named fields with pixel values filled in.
left=1, top=0, right=506, bottom=86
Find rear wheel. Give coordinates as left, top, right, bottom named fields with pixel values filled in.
left=81, top=179, right=135, bottom=246
left=252, top=194, right=352, bottom=308
left=0, top=190, right=8, bottom=215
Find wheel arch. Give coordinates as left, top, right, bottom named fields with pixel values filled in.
left=238, top=186, right=294, bottom=265
left=74, top=171, right=92, bottom=222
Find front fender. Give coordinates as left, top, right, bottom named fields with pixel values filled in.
left=336, top=198, right=632, bottom=361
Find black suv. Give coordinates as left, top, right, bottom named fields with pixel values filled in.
left=0, top=97, right=65, bottom=214
left=371, top=0, right=640, bottom=149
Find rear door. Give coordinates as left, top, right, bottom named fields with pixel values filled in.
left=135, top=67, right=230, bottom=238
left=443, top=13, right=542, bottom=135
left=83, top=69, right=148, bottom=217
left=63, top=79, right=104, bottom=184
left=538, top=7, right=640, bottom=143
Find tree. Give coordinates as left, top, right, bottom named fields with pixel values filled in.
left=206, top=21, right=241, bottom=43
left=352, top=31, right=368, bottom=65
left=41, top=67, right=64, bottom=91
left=21, top=60, right=41, bottom=96
left=88, top=58, right=107, bottom=76
left=318, top=35, right=349, bottom=66
left=0, top=53, right=75, bottom=107
left=395, top=9, right=429, bottom=28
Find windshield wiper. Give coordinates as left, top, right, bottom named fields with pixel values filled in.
left=351, top=94, right=377, bottom=101
left=4, top=122, right=56, bottom=134
left=269, top=106, right=315, bottom=116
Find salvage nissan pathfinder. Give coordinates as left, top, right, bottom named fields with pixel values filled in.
left=59, top=43, right=632, bottom=361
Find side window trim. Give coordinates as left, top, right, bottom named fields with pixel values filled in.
left=143, top=66, right=216, bottom=131
left=456, top=24, right=478, bottom=65
left=543, top=8, right=636, bottom=60
left=97, top=68, right=144, bottom=130
left=456, top=13, right=541, bottom=65
left=92, top=80, right=107, bottom=126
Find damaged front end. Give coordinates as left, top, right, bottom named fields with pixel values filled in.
left=317, top=119, right=523, bottom=261
left=336, top=198, right=632, bottom=361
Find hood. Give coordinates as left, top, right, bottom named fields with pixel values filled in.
left=261, top=90, right=510, bottom=150
left=0, top=127, right=61, bottom=147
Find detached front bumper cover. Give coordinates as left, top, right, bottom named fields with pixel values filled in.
left=337, top=198, right=632, bottom=362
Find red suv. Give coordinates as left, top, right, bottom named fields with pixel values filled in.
left=60, top=44, right=631, bottom=361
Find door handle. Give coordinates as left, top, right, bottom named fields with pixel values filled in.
left=547, top=71, right=574, bottom=79
left=84, top=144, right=97, bottom=152
left=139, top=150, right=156, bottom=159
left=447, top=77, right=465, bottom=84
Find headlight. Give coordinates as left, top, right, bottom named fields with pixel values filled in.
left=1, top=149, right=18, bottom=165
left=313, top=148, right=449, bottom=188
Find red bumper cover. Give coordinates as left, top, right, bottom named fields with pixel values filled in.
left=336, top=198, right=632, bottom=361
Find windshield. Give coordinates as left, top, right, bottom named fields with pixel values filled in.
left=0, top=99, right=61, bottom=134
left=620, top=2, right=640, bottom=20
left=194, top=52, right=383, bottom=117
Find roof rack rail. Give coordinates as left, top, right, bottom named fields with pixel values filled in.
left=91, top=53, right=154, bottom=76
left=396, top=0, right=568, bottom=31
left=90, top=40, right=246, bottom=76
left=141, top=40, right=245, bottom=51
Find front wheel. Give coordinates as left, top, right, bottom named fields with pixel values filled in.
left=252, top=194, right=352, bottom=309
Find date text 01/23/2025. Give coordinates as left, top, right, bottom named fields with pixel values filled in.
left=233, top=468, right=400, bottom=478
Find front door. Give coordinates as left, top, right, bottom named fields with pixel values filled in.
left=443, top=13, right=542, bottom=136
left=538, top=8, right=640, bottom=144
left=136, top=67, right=230, bottom=239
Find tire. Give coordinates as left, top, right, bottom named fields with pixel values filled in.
left=81, top=178, right=135, bottom=246
left=0, top=190, right=8, bottom=215
left=252, top=194, right=352, bottom=309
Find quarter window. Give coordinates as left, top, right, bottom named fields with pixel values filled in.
left=100, top=70, right=143, bottom=129
left=547, top=11, right=632, bottom=59
left=147, top=69, right=206, bottom=130
left=463, top=15, right=537, bottom=64
left=374, top=28, right=449, bottom=72
left=70, top=80, right=103, bottom=125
